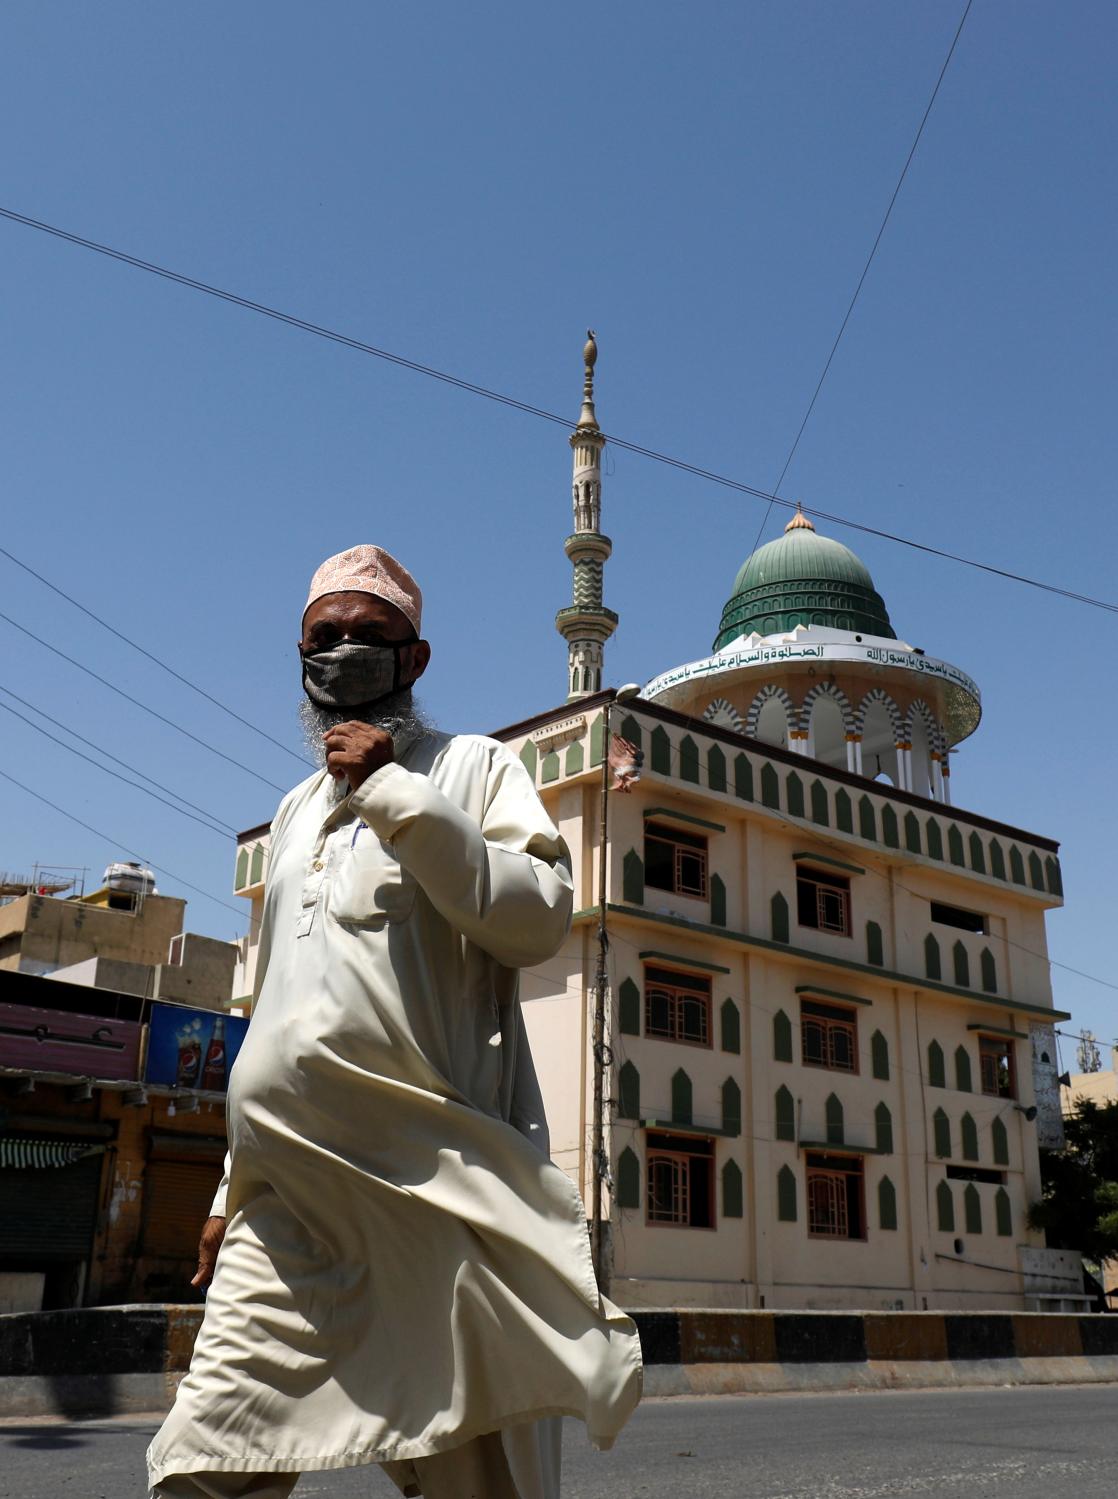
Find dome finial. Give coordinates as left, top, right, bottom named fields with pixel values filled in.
left=784, top=501, right=816, bottom=534
left=578, top=329, right=599, bottom=429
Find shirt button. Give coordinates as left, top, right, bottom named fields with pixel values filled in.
left=313, top=860, right=324, bottom=872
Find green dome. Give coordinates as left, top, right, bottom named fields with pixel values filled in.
left=713, top=510, right=895, bottom=651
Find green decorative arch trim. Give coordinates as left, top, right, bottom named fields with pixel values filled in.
left=723, top=1159, right=744, bottom=1218
left=707, top=744, right=727, bottom=793
left=775, top=1084, right=795, bottom=1140
left=721, top=997, right=741, bottom=1054
left=618, top=1061, right=640, bottom=1119
left=777, top=1164, right=797, bottom=1222
left=618, top=977, right=641, bottom=1036
left=878, top=1176, right=898, bottom=1230
left=773, top=1009, right=793, bottom=1063
left=617, top=1146, right=640, bottom=1209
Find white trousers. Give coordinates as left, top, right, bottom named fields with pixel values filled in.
left=151, top=1416, right=562, bottom=1499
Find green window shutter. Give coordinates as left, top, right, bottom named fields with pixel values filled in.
left=519, top=739, right=538, bottom=779
left=871, top=1029, right=890, bottom=1081
left=969, top=832, right=986, bottom=875
left=1046, top=856, right=1062, bottom=896
left=710, top=873, right=727, bottom=928
left=954, top=1045, right=973, bottom=1093
left=590, top=713, right=606, bottom=767
left=618, top=978, right=641, bottom=1036
left=775, top=1085, right=795, bottom=1141
left=786, top=773, right=805, bottom=818
left=708, top=744, right=727, bottom=793
left=622, top=849, right=644, bottom=905
left=771, top=891, right=790, bottom=944
left=234, top=847, right=249, bottom=890
left=858, top=795, right=877, bottom=842
left=541, top=750, right=560, bottom=784
left=810, top=780, right=829, bottom=827
left=964, top=1183, right=982, bottom=1235
left=878, top=1176, right=898, bottom=1231
left=980, top=948, right=997, bottom=994
left=960, top=1111, right=978, bottom=1161
left=650, top=725, right=671, bottom=775
left=995, top=1186, right=1012, bottom=1237
left=866, top=920, right=884, bottom=967
left=773, top=1009, right=793, bottom=1063
left=722, top=1077, right=742, bottom=1137
left=564, top=739, right=585, bottom=775
left=933, top=1107, right=951, bottom=1159
left=671, top=1068, right=692, bottom=1126
left=989, top=839, right=1006, bottom=880
left=953, top=941, right=970, bottom=989
left=722, top=1159, right=744, bottom=1219
left=875, top=1101, right=893, bottom=1154
left=835, top=788, right=853, bottom=834
left=1009, top=846, right=1026, bottom=885
left=928, top=1039, right=946, bottom=1088
left=925, top=933, right=941, bottom=981
left=882, top=805, right=899, bottom=848
left=761, top=762, right=780, bottom=809
left=926, top=820, right=943, bottom=860
left=734, top=754, right=753, bottom=800
left=825, top=1093, right=844, bottom=1145
left=948, top=825, right=965, bottom=867
left=720, top=997, right=741, bottom=1054
left=617, top=1146, right=640, bottom=1209
left=619, top=714, right=643, bottom=753
left=249, top=844, right=264, bottom=884
left=991, top=1116, right=1009, bottom=1166
left=936, top=1179, right=955, bottom=1233
left=680, top=735, right=700, bottom=784
left=618, top=1061, right=640, bottom=1120
left=1029, top=851, right=1045, bottom=891
left=904, top=812, right=921, bottom=854
left=777, top=1164, right=797, bottom=1222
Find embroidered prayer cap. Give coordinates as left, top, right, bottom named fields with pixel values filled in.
left=303, top=545, right=423, bottom=635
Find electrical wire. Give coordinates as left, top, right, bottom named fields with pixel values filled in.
left=0, top=765, right=253, bottom=926
left=748, top=0, right=974, bottom=557
left=0, top=544, right=312, bottom=771
left=0, top=680, right=238, bottom=834
left=2, top=203, right=1116, bottom=618
left=0, top=696, right=232, bottom=840
left=0, top=607, right=288, bottom=794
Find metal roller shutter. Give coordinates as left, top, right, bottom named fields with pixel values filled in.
left=0, top=1152, right=105, bottom=1262
left=140, top=1159, right=224, bottom=1259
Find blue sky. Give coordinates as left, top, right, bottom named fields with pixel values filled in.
left=0, top=2, right=1115, bottom=1055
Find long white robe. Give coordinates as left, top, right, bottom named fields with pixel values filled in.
left=147, top=732, right=642, bottom=1488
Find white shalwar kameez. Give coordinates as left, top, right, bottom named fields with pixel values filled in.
left=147, top=732, right=642, bottom=1497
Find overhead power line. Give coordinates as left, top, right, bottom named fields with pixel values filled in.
left=1, top=203, right=1116, bottom=618
left=749, top=0, right=974, bottom=556
left=0, top=765, right=252, bottom=926
left=0, top=685, right=235, bottom=839
left=0, top=607, right=288, bottom=793
left=0, top=544, right=311, bottom=771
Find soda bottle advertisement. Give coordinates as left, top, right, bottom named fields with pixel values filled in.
left=146, top=1002, right=248, bottom=1092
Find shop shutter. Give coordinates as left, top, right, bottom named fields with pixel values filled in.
left=140, top=1160, right=224, bottom=1259
left=0, top=1152, right=104, bottom=1262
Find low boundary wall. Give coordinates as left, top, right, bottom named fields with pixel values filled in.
left=1, top=1307, right=1117, bottom=1418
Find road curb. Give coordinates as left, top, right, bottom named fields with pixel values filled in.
left=1, top=1306, right=1117, bottom=1418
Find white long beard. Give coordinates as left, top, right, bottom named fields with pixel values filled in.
left=298, top=687, right=434, bottom=776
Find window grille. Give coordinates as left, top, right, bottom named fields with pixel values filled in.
left=796, top=866, right=851, bottom=936
left=978, top=1036, right=1015, bottom=1098
left=644, top=966, right=712, bottom=1047
left=646, top=1131, right=715, bottom=1228
left=800, top=998, right=857, bottom=1073
left=805, top=1151, right=865, bottom=1239
left=645, top=823, right=709, bottom=899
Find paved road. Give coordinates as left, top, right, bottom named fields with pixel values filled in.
left=1, top=1385, right=1115, bottom=1498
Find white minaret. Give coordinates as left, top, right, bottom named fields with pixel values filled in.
left=555, top=331, right=618, bottom=700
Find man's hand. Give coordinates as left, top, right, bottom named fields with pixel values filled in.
left=192, top=1215, right=227, bottom=1289
left=322, top=722, right=395, bottom=791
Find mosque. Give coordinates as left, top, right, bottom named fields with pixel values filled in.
left=231, top=337, right=1076, bottom=1311
left=505, top=336, right=1073, bottom=1310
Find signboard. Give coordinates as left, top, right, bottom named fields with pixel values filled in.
left=145, top=1002, right=249, bottom=1094
left=0, top=1003, right=142, bottom=1081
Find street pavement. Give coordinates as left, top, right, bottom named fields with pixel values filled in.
left=1, top=1385, right=1114, bottom=1498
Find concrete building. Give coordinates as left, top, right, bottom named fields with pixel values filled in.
left=230, top=339, right=1074, bottom=1313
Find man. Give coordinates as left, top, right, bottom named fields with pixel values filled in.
left=147, top=545, right=642, bottom=1499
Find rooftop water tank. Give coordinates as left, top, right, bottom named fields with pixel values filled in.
left=103, top=861, right=157, bottom=897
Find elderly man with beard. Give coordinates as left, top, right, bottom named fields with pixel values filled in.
left=147, top=546, right=642, bottom=1499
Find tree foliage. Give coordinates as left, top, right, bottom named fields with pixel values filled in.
left=1028, top=1098, right=1118, bottom=1264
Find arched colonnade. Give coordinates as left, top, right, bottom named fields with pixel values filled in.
left=703, top=684, right=950, bottom=802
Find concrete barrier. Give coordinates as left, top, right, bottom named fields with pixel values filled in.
left=1, top=1306, right=1117, bottom=1418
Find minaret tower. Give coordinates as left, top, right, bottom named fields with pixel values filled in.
left=555, top=331, right=618, bottom=700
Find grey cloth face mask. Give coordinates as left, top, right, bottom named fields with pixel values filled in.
left=301, top=641, right=408, bottom=711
